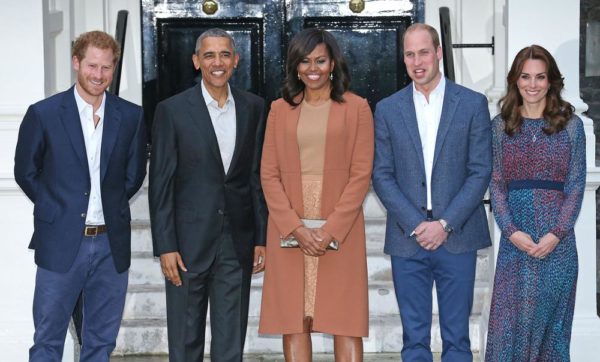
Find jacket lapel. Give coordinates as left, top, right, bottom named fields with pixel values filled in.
left=397, top=88, right=425, bottom=173
left=227, top=87, right=249, bottom=178
left=100, top=93, right=121, bottom=182
left=187, top=84, right=225, bottom=175
left=60, top=88, right=88, bottom=170
left=432, top=80, right=459, bottom=169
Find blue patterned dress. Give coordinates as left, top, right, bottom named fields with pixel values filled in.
left=485, top=115, right=586, bottom=361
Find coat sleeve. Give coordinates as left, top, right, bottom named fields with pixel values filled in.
left=149, top=102, right=179, bottom=256
left=260, top=101, right=303, bottom=238
left=321, top=98, right=374, bottom=243
left=251, top=98, right=268, bottom=246
left=14, top=105, right=45, bottom=203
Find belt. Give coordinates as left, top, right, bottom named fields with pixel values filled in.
left=507, top=179, right=564, bottom=191
left=84, top=225, right=107, bottom=236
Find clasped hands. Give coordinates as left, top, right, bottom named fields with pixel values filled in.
left=292, top=226, right=333, bottom=257
left=509, top=231, right=559, bottom=259
left=414, top=220, right=448, bottom=251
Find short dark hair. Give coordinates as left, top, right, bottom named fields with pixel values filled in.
left=72, top=31, right=121, bottom=65
left=500, top=44, right=573, bottom=135
left=195, top=28, right=236, bottom=54
left=282, top=28, right=350, bottom=106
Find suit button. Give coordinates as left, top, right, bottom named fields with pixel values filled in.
left=218, top=209, right=224, bottom=215
left=421, top=206, right=426, bottom=211
left=81, top=213, right=86, bottom=218
left=84, top=192, right=89, bottom=196
left=421, top=182, right=426, bottom=187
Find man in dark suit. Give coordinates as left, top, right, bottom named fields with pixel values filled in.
left=14, top=31, right=147, bottom=361
left=149, top=28, right=267, bottom=361
left=372, top=23, right=492, bottom=361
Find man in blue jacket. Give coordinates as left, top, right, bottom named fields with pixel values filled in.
left=372, top=23, right=492, bottom=361
left=14, top=30, right=147, bottom=361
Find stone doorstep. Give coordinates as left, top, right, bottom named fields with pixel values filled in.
left=110, top=352, right=482, bottom=361
left=121, top=281, right=489, bottom=320
left=127, top=250, right=490, bottom=287
left=113, top=315, right=483, bottom=355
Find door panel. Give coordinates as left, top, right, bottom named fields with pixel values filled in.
left=142, top=0, right=421, bottom=129
left=301, top=17, right=411, bottom=107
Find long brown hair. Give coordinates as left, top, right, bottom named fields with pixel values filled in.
left=499, top=44, right=573, bottom=136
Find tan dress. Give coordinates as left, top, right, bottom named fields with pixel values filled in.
left=297, top=99, right=331, bottom=318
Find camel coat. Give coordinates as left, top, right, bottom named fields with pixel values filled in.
left=258, top=92, right=374, bottom=337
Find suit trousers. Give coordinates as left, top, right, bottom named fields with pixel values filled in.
left=391, top=246, right=476, bottom=362
left=165, top=224, right=252, bottom=362
left=29, top=233, right=128, bottom=362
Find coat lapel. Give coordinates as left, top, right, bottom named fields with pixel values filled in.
left=397, top=88, right=425, bottom=172
left=60, top=88, right=88, bottom=170
left=100, top=93, right=121, bottom=182
left=323, top=99, right=343, bottom=171
left=432, top=80, right=459, bottom=169
left=227, top=88, right=249, bottom=178
left=186, top=84, right=225, bottom=175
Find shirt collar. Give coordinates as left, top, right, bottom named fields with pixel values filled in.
left=412, top=75, right=446, bottom=102
left=73, top=85, right=106, bottom=118
left=201, top=80, right=234, bottom=109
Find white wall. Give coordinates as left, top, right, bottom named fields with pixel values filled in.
left=0, top=0, right=141, bottom=360
left=0, top=0, right=44, bottom=359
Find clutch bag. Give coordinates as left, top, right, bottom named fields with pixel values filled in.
left=280, top=219, right=339, bottom=251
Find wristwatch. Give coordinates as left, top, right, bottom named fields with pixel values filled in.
left=439, top=219, right=453, bottom=233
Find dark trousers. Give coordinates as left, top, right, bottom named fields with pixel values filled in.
left=391, top=246, right=477, bottom=362
left=29, top=233, right=128, bottom=362
left=165, top=229, right=252, bottom=362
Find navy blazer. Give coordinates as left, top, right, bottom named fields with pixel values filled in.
left=372, top=79, right=492, bottom=257
left=14, top=87, right=147, bottom=273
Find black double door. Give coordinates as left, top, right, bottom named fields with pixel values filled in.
left=142, top=0, right=422, bottom=124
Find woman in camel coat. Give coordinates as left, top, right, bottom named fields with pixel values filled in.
left=259, top=28, right=373, bottom=361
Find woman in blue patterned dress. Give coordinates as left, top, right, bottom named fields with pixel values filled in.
left=485, top=45, right=586, bottom=361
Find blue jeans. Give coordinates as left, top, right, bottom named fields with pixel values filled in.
left=30, top=232, right=128, bottom=362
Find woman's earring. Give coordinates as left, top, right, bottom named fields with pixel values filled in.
left=329, top=72, right=334, bottom=81
left=298, top=72, right=301, bottom=80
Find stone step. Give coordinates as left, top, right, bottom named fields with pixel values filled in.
left=114, top=314, right=483, bottom=355
left=111, top=352, right=481, bottom=361
left=128, top=248, right=490, bottom=287
left=122, top=281, right=489, bottom=320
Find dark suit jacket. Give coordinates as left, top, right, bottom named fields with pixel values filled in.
left=149, top=83, right=267, bottom=272
left=372, top=79, right=492, bottom=257
left=14, top=87, right=148, bottom=273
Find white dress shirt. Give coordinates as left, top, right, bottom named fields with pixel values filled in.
left=74, top=86, right=106, bottom=225
left=413, top=76, right=446, bottom=210
left=201, top=81, right=237, bottom=174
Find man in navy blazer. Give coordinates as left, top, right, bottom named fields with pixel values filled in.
left=372, top=24, right=492, bottom=361
left=14, top=31, right=147, bottom=361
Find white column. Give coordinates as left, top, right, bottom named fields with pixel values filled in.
left=0, top=1, right=45, bottom=361
left=506, top=0, right=600, bottom=359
